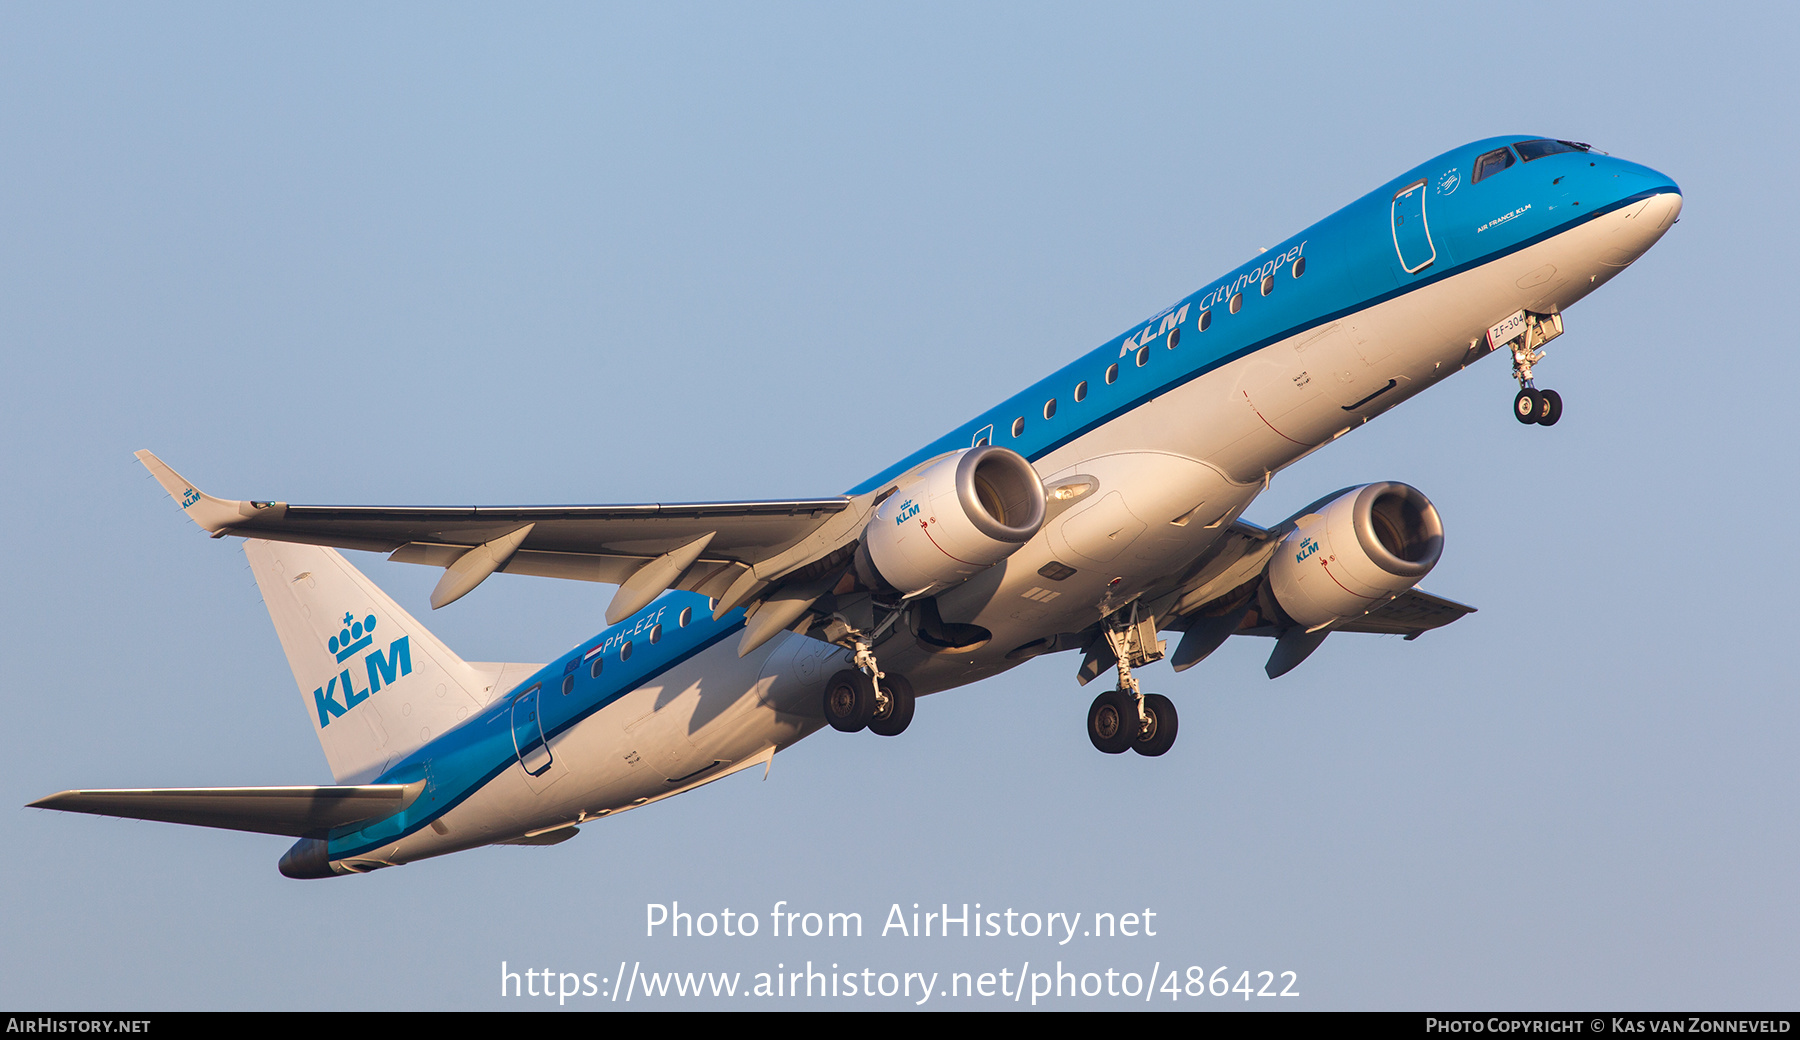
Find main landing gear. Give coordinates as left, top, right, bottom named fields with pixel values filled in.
left=820, top=613, right=915, bottom=737
left=1087, top=689, right=1178, bottom=757
left=1504, top=311, right=1564, bottom=426
left=1085, top=606, right=1179, bottom=757
left=823, top=667, right=915, bottom=736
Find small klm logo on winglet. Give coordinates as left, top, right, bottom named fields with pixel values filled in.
left=313, top=609, right=412, bottom=729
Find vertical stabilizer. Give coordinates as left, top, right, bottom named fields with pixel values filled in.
left=244, top=539, right=494, bottom=783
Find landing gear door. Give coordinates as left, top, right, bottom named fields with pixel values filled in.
left=510, top=684, right=554, bottom=777
left=1390, top=181, right=1436, bottom=274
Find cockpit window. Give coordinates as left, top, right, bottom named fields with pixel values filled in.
left=1472, top=147, right=1516, bottom=183
left=1514, top=139, right=1591, bottom=161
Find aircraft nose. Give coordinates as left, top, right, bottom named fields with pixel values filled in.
left=1609, top=158, right=1681, bottom=208
left=1592, top=189, right=1681, bottom=271
left=1644, top=190, right=1682, bottom=229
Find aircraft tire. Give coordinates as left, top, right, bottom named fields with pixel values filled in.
left=867, top=673, right=915, bottom=737
left=1132, top=694, right=1178, bottom=757
left=823, top=669, right=876, bottom=732
left=1514, top=389, right=1542, bottom=424
left=1537, top=388, right=1563, bottom=426
left=1087, top=689, right=1135, bottom=754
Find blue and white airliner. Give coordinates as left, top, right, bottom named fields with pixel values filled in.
left=33, top=136, right=1681, bottom=878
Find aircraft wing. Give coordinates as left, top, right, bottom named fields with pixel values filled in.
left=1330, top=587, right=1477, bottom=637
left=29, top=783, right=424, bottom=839
left=137, top=451, right=866, bottom=620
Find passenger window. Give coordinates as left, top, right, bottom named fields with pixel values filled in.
left=1011, top=416, right=1024, bottom=437
left=1260, top=274, right=1274, bottom=297
left=648, top=624, right=662, bottom=645
left=620, top=640, right=633, bottom=662
left=1043, top=399, right=1057, bottom=420
left=1229, top=292, right=1243, bottom=314
left=1472, top=147, right=1516, bottom=183
left=678, top=606, right=692, bottom=627
left=1105, top=363, right=1119, bottom=384
left=561, top=674, right=574, bottom=696
left=1292, top=257, right=1306, bottom=278
left=590, top=656, right=603, bottom=679
left=1073, top=380, right=1088, bottom=403
left=1135, top=345, right=1150, bottom=367
left=1197, top=309, right=1212, bottom=331
left=1167, top=328, right=1181, bottom=349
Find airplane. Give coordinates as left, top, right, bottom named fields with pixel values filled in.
left=31, top=136, right=1681, bottom=878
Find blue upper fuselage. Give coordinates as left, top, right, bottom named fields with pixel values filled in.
left=845, top=136, right=1680, bottom=495
left=339, top=136, right=1679, bottom=859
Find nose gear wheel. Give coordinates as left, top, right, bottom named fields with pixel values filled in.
left=1500, top=312, right=1566, bottom=427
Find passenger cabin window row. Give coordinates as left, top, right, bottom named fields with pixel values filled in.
left=1004, top=253, right=1307, bottom=442
left=571, top=607, right=692, bottom=688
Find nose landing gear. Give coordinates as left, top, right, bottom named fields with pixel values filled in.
left=1493, top=310, right=1566, bottom=426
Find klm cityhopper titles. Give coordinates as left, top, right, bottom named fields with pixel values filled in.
left=33, top=137, right=1681, bottom=877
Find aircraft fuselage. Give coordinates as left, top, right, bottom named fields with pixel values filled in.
left=278, top=136, right=1683, bottom=875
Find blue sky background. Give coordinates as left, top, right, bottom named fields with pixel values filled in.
left=2, top=2, right=1794, bottom=1010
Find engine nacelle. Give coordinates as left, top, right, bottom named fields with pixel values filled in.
left=1266, top=482, right=1444, bottom=629
left=857, top=446, right=1047, bottom=597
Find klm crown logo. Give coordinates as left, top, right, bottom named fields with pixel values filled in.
left=330, top=612, right=377, bottom=662
left=313, top=610, right=412, bottom=729
left=180, top=487, right=201, bottom=509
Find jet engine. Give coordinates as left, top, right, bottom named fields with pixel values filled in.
left=1266, top=482, right=1444, bottom=628
left=856, top=446, right=1046, bottom=597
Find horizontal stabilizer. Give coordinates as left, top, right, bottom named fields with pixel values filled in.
left=29, top=782, right=424, bottom=839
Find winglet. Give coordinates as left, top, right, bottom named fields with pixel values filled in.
left=135, top=450, right=284, bottom=534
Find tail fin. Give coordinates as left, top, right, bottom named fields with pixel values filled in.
left=245, top=539, right=498, bottom=783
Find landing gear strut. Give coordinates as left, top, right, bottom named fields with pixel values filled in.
left=820, top=608, right=914, bottom=736
left=1086, top=605, right=1179, bottom=756
left=1501, top=311, right=1564, bottom=426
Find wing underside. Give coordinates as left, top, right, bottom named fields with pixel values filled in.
left=1147, top=518, right=1476, bottom=679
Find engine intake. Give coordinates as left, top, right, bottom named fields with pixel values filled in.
left=857, top=446, right=1046, bottom=597
left=1266, top=482, right=1444, bottom=629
